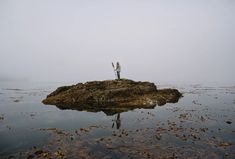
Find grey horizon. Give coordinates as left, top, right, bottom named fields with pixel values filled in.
left=0, top=0, right=235, bottom=84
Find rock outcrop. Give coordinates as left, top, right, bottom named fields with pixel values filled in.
left=42, top=79, right=182, bottom=115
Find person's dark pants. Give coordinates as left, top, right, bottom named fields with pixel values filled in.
left=117, top=71, right=120, bottom=80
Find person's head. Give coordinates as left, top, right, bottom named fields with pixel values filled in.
left=117, top=62, right=119, bottom=66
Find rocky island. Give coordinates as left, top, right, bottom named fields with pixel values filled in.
left=42, top=79, right=182, bottom=115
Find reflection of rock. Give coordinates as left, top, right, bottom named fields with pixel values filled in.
left=42, top=79, right=182, bottom=115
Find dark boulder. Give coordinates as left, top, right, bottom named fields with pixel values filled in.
left=42, top=79, right=182, bottom=115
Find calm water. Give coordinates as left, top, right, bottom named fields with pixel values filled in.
left=0, top=81, right=234, bottom=158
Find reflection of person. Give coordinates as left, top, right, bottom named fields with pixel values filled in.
left=116, top=113, right=121, bottom=129
left=112, top=62, right=121, bottom=80
left=112, top=113, right=121, bottom=129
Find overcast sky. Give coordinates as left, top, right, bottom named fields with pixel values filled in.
left=0, top=0, right=235, bottom=83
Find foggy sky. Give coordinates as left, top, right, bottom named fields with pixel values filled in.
left=0, top=0, right=235, bottom=83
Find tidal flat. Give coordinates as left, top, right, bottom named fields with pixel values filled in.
left=0, top=81, right=234, bottom=159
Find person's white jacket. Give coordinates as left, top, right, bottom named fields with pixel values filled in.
left=115, top=65, right=121, bottom=72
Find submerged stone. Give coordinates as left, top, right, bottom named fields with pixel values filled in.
left=42, top=79, right=182, bottom=115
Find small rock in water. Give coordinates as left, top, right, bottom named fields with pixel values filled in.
left=226, top=121, right=232, bottom=124
left=219, top=142, right=232, bottom=147
left=14, top=99, right=20, bottom=102
left=156, top=134, right=161, bottom=140
left=0, top=116, right=4, bottom=120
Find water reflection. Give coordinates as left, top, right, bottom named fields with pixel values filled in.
left=112, top=113, right=121, bottom=129
left=53, top=104, right=164, bottom=116
left=1, top=81, right=235, bottom=158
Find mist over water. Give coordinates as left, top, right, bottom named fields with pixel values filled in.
left=0, top=0, right=235, bottom=83
left=1, top=1, right=235, bottom=158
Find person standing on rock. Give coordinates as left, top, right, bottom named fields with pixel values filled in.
left=112, top=62, right=121, bottom=80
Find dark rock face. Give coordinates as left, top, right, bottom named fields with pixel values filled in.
left=42, top=79, right=182, bottom=115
